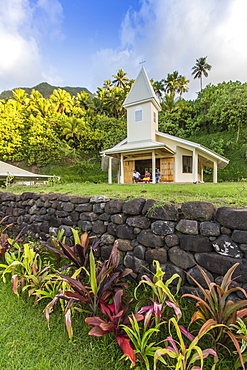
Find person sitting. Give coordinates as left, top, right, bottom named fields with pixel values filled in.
left=132, top=170, right=141, bottom=183
left=156, top=168, right=161, bottom=183
left=143, top=170, right=151, bottom=183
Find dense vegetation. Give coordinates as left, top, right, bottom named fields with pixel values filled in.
left=0, top=68, right=247, bottom=182
left=1, top=227, right=247, bottom=369
left=0, top=81, right=91, bottom=100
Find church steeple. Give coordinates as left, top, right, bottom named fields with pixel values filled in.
left=123, top=67, right=161, bottom=110
left=123, top=67, right=161, bottom=143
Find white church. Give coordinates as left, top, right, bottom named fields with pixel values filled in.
left=101, top=67, right=229, bottom=184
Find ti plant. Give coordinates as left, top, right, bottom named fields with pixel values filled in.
left=121, top=310, right=162, bottom=370
left=85, top=289, right=144, bottom=368
left=0, top=242, right=56, bottom=304
left=49, top=241, right=132, bottom=338
left=44, top=229, right=100, bottom=271
left=154, top=317, right=219, bottom=370
left=0, top=216, right=22, bottom=263
left=183, top=263, right=247, bottom=370
left=135, top=260, right=182, bottom=325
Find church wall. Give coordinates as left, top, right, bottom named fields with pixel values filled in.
left=127, top=102, right=157, bottom=142
left=176, top=146, right=194, bottom=183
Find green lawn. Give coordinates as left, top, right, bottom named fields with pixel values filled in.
left=0, top=281, right=127, bottom=370
left=4, top=181, right=247, bottom=207
left=0, top=280, right=236, bottom=370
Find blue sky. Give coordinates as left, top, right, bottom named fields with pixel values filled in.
left=1, top=0, right=247, bottom=99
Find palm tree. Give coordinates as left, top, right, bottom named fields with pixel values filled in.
left=192, top=57, right=212, bottom=90
left=163, top=71, right=180, bottom=95
left=103, top=87, right=125, bottom=118
left=112, top=69, right=129, bottom=89
left=61, top=116, right=86, bottom=147
left=162, top=92, right=180, bottom=113
left=50, top=88, right=73, bottom=114
left=103, top=79, right=113, bottom=91
left=177, top=75, right=190, bottom=97
left=152, top=80, right=165, bottom=101
left=75, top=91, right=90, bottom=110
left=12, top=89, right=29, bottom=106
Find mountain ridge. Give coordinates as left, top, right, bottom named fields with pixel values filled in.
left=0, top=82, right=92, bottom=99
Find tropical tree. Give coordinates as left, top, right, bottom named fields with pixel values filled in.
left=75, top=91, right=91, bottom=111
left=29, top=90, right=53, bottom=118
left=61, top=116, right=86, bottom=148
left=50, top=88, right=73, bottom=114
left=162, top=92, right=180, bottom=113
left=12, top=89, right=29, bottom=106
left=192, top=56, right=212, bottom=90
left=103, top=79, right=113, bottom=91
left=152, top=80, right=165, bottom=101
left=103, top=87, right=126, bottom=118
left=112, top=69, right=129, bottom=89
left=177, top=75, right=190, bottom=96
left=23, top=114, right=63, bottom=166
left=163, top=71, right=180, bottom=95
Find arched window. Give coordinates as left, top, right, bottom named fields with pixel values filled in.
left=135, top=106, right=142, bottom=122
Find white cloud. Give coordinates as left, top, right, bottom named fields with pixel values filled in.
left=91, top=0, right=247, bottom=99
left=0, top=0, right=63, bottom=92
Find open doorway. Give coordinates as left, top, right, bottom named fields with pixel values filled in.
left=135, top=159, right=160, bottom=178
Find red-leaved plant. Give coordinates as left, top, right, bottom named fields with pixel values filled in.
left=85, top=289, right=144, bottom=367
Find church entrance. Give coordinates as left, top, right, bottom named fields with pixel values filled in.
left=123, top=157, right=174, bottom=183
left=135, top=159, right=160, bottom=179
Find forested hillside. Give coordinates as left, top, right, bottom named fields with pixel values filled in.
left=0, top=68, right=246, bottom=182
left=0, top=82, right=91, bottom=100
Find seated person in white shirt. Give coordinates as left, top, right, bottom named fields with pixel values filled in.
left=132, top=170, right=141, bottom=183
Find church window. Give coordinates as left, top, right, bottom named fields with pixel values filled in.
left=182, top=156, right=192, bottom=173
left=153, top=111, right=156, bottom=123
left=135, top=106, right=142, bottom=122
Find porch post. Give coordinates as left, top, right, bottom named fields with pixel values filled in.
left=120, top=153, right=124, bottom=184
left=152, top=151, right=156, bottom=184
left=108, top=156, right=112, bottom=184
left=193, top=149, right=198, bottom=183
left=213, top=161, right=218, bottom=183
left=200, top=165, right=204, bottom=183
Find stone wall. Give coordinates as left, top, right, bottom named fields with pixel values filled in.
left=1, top=191, right=247, bottom=296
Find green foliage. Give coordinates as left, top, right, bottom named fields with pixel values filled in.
left=1, top=235, right=247, bottom=370
left=1, top=74, right=247, bottom=181
left=90, top=114, right=127, bottom=150
left=183, top=263, right=247, bottom=369
left=121, top=313, right=161, bottom=370
left=0, top=82, right=91, bottom=100
left=154, top=317, right=218, bottom=370
left=0, top=242, right=57, bottom=304
left=135, top=260, right=182, bottom=324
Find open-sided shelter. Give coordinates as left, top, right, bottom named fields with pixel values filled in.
left=0, top=161, right=52, bottom=184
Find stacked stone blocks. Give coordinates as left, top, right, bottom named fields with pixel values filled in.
left=1, top=192, right=247, bottom=297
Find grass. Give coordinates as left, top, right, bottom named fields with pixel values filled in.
left=3, top=181, right=247, bottom=207
left=0, top=281, right=127, bottom=370
left=0, top=280, right=237, bottom=370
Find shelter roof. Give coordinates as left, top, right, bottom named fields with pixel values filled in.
left=101, top=138, right=175, bottom=156
left=0, top=161, right=52, bottom=180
